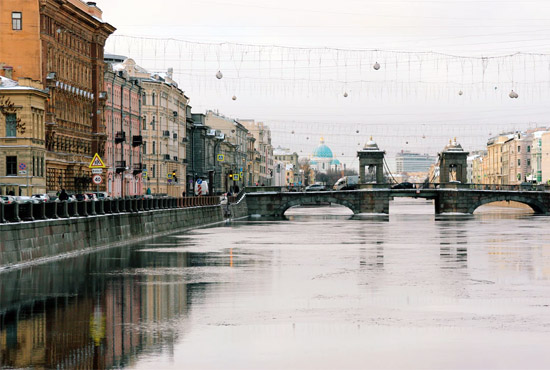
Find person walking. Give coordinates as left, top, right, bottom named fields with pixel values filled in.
left=59, top=189, right=69, bottom=201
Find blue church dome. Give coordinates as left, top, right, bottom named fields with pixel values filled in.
left=312, top=138, right=333, bottom=158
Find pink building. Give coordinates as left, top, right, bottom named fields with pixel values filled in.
left=104, top=61, right=144, bottom=197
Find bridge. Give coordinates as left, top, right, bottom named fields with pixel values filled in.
left=242, top=184, right=550, bottom=217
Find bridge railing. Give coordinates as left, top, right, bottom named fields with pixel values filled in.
left=0, top=195, right=226, bottom=224
left=243, top=183, right=550, bottom=192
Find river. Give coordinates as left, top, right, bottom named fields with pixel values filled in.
left=1, top=199, right=550, bottom=369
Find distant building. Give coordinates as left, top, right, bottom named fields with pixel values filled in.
left=273, top=146, right=300, bottom=186
left=310, top=138, right=342, bottom=174
left=395, top=151, right=437, bottom=174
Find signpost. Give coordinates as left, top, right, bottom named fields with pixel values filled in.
left=19, top=163, right=28, bottom=195
left=89, top=153, right=106, bottom=195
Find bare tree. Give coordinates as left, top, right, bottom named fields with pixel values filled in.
left=0, top=95, right=26, bottom=134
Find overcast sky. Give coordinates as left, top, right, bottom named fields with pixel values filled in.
left=96, top=0, right=550, bottom=165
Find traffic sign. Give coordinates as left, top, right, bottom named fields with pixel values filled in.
left=92, top=175, right=102, bottom=184
left=19, top=163, right=26, bottom=171
left=217, top=154, right=224, bottom=161
left=197, top=179, right=203, bottom=184
left=91, top=168, right=103, bottom=174
left=89, top=153, right=106, bottom=168
left=19, top=170, right=27, bottom=175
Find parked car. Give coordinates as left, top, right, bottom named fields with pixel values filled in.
left=32, top=194, right=50, bottom=202
left=92, top=192, right=112, bottom=200
left=0, top=195, right=16, bottom=204
left=305, top=184, right=327, bottom=192
left=85, top=193, right=99, bottom=201
left=391, top=182, right=415, bottom=189
left=15, top=196, right=41, bottom=204
left=75, top=194, right=90, bottom=202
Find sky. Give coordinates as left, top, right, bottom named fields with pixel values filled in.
left=96, top=0, right=550, bottom=167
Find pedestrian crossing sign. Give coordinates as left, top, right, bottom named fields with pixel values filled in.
left=89, top=153, right=106, bottom=168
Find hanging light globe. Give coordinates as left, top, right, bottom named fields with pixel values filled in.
left=344, top=92, right=348, bottom=97
left=291, top=130, right=295, bottom=134
left=373, top=61, right=381, bottom=70
left=216, top=70, right=223, bottom=79
left=232, top=95, right=237, bottom=101
left=509, top=90, right=518, bottom=99
left=356, top=130, right=359, bottom=134
left=458, top=90, right=463, bottom=96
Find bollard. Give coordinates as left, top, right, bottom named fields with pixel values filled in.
left=96, top=199, right=104, bottom=214
left=32, top=202, right=46, bottom=220
left=57, top=201, right=69, bottom=218
left=0, top=203, right=4, bottom=223
left=104, top=199, right=112, bottom=214
left=118, top=198, right=126, bottom=212
left=138, top=198, right=144, bottom=212
left=4, top=203, right=20, bottom=222
left=19, top=203, right=34, bottom=221
left=88, top=200, right=96, bottom=216
left=131, top=198, right=138, bottom=212
left=77, top=201, right=88, bottom=217
left=112, top=199, right=119, bottom=213
left=45, top=201, right=58, bottom=219
left=68, top=201, right=79, bottom=217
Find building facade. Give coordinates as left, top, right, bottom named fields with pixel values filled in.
left=0, top=0, right=115, bottom=193
left=395, top=151, right=437, bottom=174
left=0, top=77, right=48, bottom=195
left=104, top=64, right=143, bottom=197
left=241, top=120, right=274, bottom=185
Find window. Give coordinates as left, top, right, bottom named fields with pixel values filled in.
left=517, top=173, right=521, bottom=180
left=152, top=93, right=156, bottom=106
left=527, top=159, right=531, bottom=166
left=143, top=141, right=147, bottom=154
left=12, top=12, right=22, bottom=30
left=152, top=164, right=156, bottom=178
left=6, top=156, right=16, bottom=176
left=5, top=113, right=16, bottom=137
left=518, top=159, right=521, bottom=166
left=151, top=116, right=156, bottom=130
left=518, top=146, right=521, bottom=153
left=152, top=141, right=156, bottom=154
left=142, top=93, right=147, bottom=105
left=527, top=146, right=531, bottom=152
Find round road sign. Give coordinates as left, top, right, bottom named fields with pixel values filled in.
left=92, top=174, right=102, bottom=184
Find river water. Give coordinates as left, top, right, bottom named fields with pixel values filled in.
left=1, top=199, right=550, bottom=369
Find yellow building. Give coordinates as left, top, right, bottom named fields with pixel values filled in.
left=0, top=77, right=48, bottom=195
left=485, top=134, right=514, bottom=185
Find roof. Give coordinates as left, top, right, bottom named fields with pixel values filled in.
left=312, top=138, right=333, bottom=159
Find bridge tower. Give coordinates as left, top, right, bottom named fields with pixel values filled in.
left=439, top=138, right=469, bottom=183
left=357, top=138, right=386, bottom=184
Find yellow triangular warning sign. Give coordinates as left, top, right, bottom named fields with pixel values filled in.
left=89, top=153, right=106, bottom=168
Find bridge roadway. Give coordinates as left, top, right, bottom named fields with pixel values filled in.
left=243, top=186, right=550, bottom=217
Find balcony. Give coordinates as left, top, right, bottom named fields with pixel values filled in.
left=133, top=163, right=143, bottom=175
left=115, top=160, right=126, bottom=174
left=132, top=135, right=143, bottom=147
left=115, top=131, right=126, bottom=144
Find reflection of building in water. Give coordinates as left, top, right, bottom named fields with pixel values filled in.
left=438, top=221, right=468, bottom=269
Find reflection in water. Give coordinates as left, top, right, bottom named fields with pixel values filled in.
left=3, top=200, right=550, bottom=369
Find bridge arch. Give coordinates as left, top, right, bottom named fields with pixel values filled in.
left=277, top=196, right=359, bottom=216
left=468, top=195, right=546, bottom=214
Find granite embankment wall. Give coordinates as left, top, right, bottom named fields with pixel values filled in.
left=0, top=206, right=224, bottom=269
